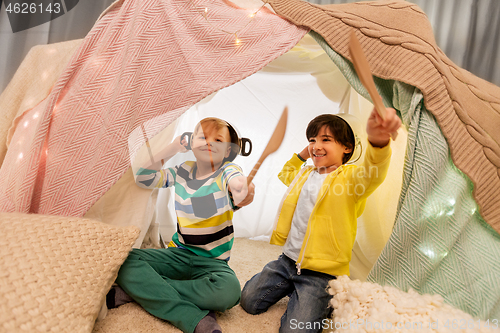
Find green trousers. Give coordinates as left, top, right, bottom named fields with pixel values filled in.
left=116, top=247, right=241, bottom=333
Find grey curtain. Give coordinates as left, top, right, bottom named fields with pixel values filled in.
left=0, top=0, right=116, bottom=92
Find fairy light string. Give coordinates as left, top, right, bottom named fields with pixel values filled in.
left=190, top=0, right=268, bottom=45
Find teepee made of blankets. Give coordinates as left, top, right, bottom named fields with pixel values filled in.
left=0, top=0, right=499, bottom=320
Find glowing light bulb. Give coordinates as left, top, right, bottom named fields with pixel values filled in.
left=33, top=113, right=39, bottom=119
left=24, top=121, right=29, bottom=128
left=234, top=33, right=241, bottom=45
left=423, top=248, right=435, bottom=259
left=249, top=13, right=255, bottom=18
left=446, top=207, right=455, bottom=216
left=204, top=7, right=207, bottom=17
left=18, top=153, right=23, bottom=159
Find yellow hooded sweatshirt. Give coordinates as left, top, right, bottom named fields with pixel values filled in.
left=270, top=143, right=391, bottom=276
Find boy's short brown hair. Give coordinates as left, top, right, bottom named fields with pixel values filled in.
left=306, top=114, right=355, bottom=164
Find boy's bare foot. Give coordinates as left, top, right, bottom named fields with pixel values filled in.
left=194, top=311, right=222, bottom=333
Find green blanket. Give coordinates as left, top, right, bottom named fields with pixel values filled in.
left=312, top=31, right=500, bottom=320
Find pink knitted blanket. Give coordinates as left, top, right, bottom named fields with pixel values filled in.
left=0, top=0, right=307, bottom=216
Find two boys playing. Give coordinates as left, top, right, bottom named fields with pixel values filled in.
left=110, top=108, right=401, bottom=333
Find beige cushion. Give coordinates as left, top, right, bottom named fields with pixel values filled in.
left=0, top=212, right=139, bottom=333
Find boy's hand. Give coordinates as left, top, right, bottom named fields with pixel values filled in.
left=366, top=107, right=401, bottom=147
left=235, top=182, right=255, bottom=208
left=228, top=176, right=250, bottom=206
left=174, top=135, right=189, bottom=153
left=298, top=146, right=310, bottom=160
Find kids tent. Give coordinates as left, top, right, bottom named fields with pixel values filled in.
left=0, top=0, right=499, bottom=325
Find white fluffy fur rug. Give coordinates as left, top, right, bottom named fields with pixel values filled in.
left=328, top=276, right=496, bottom=333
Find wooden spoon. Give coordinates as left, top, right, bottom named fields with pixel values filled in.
left=247, top=106, right=288, bottom=185
left=349, top=30, right=398, bottom=140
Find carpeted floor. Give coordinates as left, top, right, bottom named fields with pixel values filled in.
left=92, top=238, right=288, bottom=333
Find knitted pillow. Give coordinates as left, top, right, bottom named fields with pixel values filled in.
left=327, top=276, right=495, bottom=333
left=0, top=213, right=139, bottom=333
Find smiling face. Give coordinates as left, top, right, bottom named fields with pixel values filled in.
left=308, top=125, right=353, bottom=174
left=191, top=120, right=232, bottom=169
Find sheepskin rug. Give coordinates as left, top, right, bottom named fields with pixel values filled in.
left=326, top=276, right=496, bottom=333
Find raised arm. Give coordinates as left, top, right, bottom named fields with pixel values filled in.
left=366, top=107, right=401, bottom=148
left=139, top=135, right=188, bottom=172
left=135, top=135, right=188, bottom=189
left=278, top=146, right=308, bottom=186
left=350, top=107, right=401, bottom=200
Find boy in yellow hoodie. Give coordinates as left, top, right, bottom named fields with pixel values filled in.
left=240, top=108, right=401, bottom=333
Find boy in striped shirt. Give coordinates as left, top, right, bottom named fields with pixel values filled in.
left=110, top=118, right=254, bottom=333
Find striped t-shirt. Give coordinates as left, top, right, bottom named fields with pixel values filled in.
left=136, top=161, right=243, bottom=260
